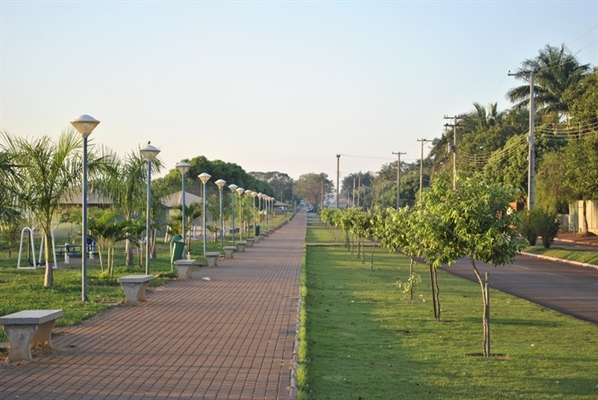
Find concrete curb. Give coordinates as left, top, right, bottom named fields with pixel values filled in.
left=520, top=251, right=598, bottom=270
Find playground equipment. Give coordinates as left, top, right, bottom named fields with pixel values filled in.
left=17, top=223, right=58, bottom=270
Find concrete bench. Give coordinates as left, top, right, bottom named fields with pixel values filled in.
left=117, top=274, right=154, bottom=306
left=173, top=259, right=196, bottom=279
left=205, top=252, right=221, bottom=267
left=0, top=309, right=63, bottom=362
left=237, top=241, right=247, bottom=252
left=246, top=238, right=255, bottom=247
left=223, top=246, right=236, bottom=259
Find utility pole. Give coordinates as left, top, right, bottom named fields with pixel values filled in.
left=336, top=154, right=340, bottom=209
left=444, top=115, right=461, bottom=190
left=509, top=70, right=536, bottom=209
left=392, top=151, right=406, bottom=208
left=352, top=177, right=356, bottom=207
left=358, top=175, right=361, bottom=208
left=417, top=139, right=429, bottom=201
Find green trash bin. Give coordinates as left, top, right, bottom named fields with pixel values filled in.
left=170, top=234, right=185, bottom=264
left=254, top=225, right=260, bottom=237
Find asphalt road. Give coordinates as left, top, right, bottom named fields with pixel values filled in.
left=441, top=254, right=598, bottom=324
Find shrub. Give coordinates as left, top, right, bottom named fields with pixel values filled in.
left=535, top=210, right=561, bottom=248
left=517, top=209, right=561, bottom=248
left=518, top=210, right=538, bottom=245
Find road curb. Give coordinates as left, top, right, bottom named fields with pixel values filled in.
left=521, top=251, right=598, bottom=270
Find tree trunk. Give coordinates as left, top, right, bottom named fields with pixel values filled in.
left=125, top=239, right=134, bottom=266
left=428, top=264, right=440, bottom=320
left=409, top=258, right=414, bottom=300
left=151, top=228, right=157, bottom=259
left=484, top=272, right=491, bottom=357
left=471, top=259, right=491, bottom=357
left=98, top=244, right=104, bottom=272
left=433, top=267, right=440, bottom=320
left=370, top=239, right=375, bottom=270
left=43, top=231, right=53, bottom=287
left=582, top=200, right=589, bottom=234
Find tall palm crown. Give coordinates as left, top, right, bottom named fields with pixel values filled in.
left=507, top=44, right=590, bottom=118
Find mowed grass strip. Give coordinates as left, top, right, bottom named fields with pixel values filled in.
left=297, top=245, right=598, bottom=400
left=525, top=245, right=598, bottom=266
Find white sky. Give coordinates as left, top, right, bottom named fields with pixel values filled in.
left=1, top=0, right=597, bottom=186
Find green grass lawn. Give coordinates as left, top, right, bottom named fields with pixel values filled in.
left=525, top=245, right=598, bottom=266
left=297, top=245, right=598, bottom=399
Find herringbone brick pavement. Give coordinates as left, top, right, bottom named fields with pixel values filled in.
left=0, top=211, right=306, bottom=400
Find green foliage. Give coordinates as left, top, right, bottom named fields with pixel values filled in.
left=395, top=273, right=421, bottom=295
left=294, top=173, right=334, bottom=210
left=563, top=69, right=598, bottom=124
left=1, top=129, right=84, bottom=286
left=507, top=44, right=591, bottom=118
left=518, top=210, right=539, bottom=245
left=537, top=211, right=561, bottom=248
left=156, top=156, right=274, bottom=199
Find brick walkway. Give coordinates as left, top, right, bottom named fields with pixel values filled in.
left=0, top=212, right=306, bottom=400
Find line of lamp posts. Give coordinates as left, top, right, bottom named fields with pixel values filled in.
left=70, top=114, right=275, bottom=302
left=175, top=164, right=276, bottom=260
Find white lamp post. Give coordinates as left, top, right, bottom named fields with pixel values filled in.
left=236, top=187, right=245, bottom=240
left=176, top=161, right=191, bottom=257
left=251, top=191, right=258, bottom=236
left=198, top=172, right=211, bottom=256
left=215, top=179, right=226, bottom=251
left=228, top=184, right=238, bottom=244
left=268, top=196, right=274, bottom=228
left=266, top=196, right=272, bottom=229
left=70, top=114, right=100, bottom=302
left=258, top=193, right=263, bottom=231
left=140, top=142, right=161, bottom=275
left=244, top=190, right=252, bottom=238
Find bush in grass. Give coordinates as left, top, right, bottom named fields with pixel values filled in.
left=535, top=209, right=561, bottom=248
left=518, top=210, right=539, bottom=245
left=517, top=209, right=560, bottom=248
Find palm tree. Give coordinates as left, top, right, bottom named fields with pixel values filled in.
left=1, top=129, right=83, bottom=286
left=88, top=210, right=130, bottom=275
left=507, top=44, right=590, bottom=121
left=461, top=102, right=505, bottom=131
left=95, top=147, right=162, bottom=265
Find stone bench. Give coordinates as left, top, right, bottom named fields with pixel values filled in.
left=173, top=259, right=196, bottom=279
left=223, top=246, right=236, bottom=259
left=117, top=274, right=154, bottom=306
left=246, top=238, right=255, bottom=247
left=0, top=309, right=63, bottom=362
left=237, top=241, right=247, bottom=252
left=205, top=252, right=221, bottom=267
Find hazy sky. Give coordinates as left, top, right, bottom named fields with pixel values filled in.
left=1, top=0, right=596, bottom=187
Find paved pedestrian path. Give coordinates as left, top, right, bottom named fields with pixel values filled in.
left=0, top=211, right=306, bottom=400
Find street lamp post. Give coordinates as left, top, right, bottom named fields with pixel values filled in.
left=244, top=190, right=252, bottom=238
left=198, top=172, right=211, bottom=256
left=70, top=115, right=100, bottom=302
left=251, top=191, right=258, bottom=235
left=236, top=188, right=245, bottom=240
left=140, top=142, right=161, bottom=275
left=215, top=179, right=226, bottom=251
left=257, top=193, right=263, bottom=232
left=268, top=196, right=274, bottom=229
left=176, top=161, right=191, bottom=257
left=228, top=184, right=238, bottom=244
